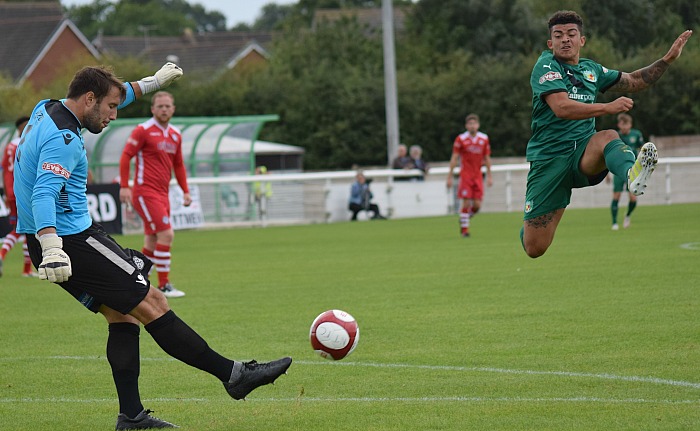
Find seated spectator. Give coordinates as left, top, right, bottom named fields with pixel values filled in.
left=348, top=171, right=386, bottom=221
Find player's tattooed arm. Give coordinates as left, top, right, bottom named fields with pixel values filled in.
left=612, top=60, right=669, bottom=92
left=610, top=30, right=692, bottom=93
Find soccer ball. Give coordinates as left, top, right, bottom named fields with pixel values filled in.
left=309, top=309, right=359, bottom=360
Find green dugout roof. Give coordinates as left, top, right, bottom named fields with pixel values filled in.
left=1, top=115, right=288, bottom=182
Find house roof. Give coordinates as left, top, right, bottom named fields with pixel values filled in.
left=0, top=2, right=99, bottom=84
left=94, top=31, right=274, bottom=73
left=313, top=7, right=410, bottom=32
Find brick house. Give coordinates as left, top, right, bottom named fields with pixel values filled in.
left=93, top=30, right=274, bottom=77
left=0, top=1, right=100, bottom=89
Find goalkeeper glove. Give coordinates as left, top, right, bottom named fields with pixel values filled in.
left=37, top=233, right=72, bottom=283
left=137, top=62, right=183, bottom=94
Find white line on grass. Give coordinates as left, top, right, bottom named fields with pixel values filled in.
left=1, top=396, right=699, bottom=405
left=680, top=242, right=700, bottom=250
left=2, top=356, right=699, bottom=390
left=295, top=360, right=700, bottom=390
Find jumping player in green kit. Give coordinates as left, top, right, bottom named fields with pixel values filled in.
left=521, top=10, right=692, bottom=258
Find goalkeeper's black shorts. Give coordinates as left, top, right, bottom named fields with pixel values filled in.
left=26, top=223, right=152, bottom=314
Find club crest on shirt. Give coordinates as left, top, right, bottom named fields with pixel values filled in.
left=583, top=70, right=597, bottom=82
left=539, top=71, right=562, bottom=84
left=524, top=200, right=533, bottom=214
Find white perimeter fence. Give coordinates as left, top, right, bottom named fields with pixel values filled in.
left=154, top=156, right=700, bottom=229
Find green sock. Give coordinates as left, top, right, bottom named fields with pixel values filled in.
left=611, top=199, right=619, bottom=224
left=604, top=139, right=635, bottom=178
left=627, top=201, right=637, bottom=216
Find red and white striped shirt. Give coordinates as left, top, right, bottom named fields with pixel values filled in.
left=120, top=118, right=188, bottom=196
left=453, top=131, right=491, bottom=179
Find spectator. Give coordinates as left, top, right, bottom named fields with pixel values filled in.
left=409, top=145, right=429, bottom=181
left=253, top=165, right=273, bottom=222
left=392, top=144, right=415, bottom=182
left=348, top=171, right=386, bottom=221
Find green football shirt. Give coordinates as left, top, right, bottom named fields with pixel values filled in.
left=619, top=128, right=645, bottom=156
left=527, top=50, right=622, bottom=161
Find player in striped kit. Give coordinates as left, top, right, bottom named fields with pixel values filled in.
left=119, top=91, right=189, bottom=298
left=446, top=114, right=493, bottom=237
left=1, top=116, right=36, bottom=277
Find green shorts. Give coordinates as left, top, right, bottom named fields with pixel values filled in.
left=523, top=137, right=608, bottom=220
left=612, top=174, right=627, bottom=193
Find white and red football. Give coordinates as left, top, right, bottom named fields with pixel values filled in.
left=309, top=309, right=359, bottom=360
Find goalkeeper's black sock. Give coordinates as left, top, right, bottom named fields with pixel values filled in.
left=145, top=310, right=234, bottom=381
left=107, top=322, right=144, bottom=418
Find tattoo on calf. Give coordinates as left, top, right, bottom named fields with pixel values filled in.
left=526, top=212, right=555, bottom=228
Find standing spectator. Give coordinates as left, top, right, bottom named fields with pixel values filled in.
left=606, top=113, right=645, bottom=230
left=14, top=63, right=291, bottom=430
left=409, top=144, right=429, bottom=181
left=446, top=114, right=492, bottom=237
left=393, top=144, right=416, bottom=182
left=520, top=10, right=690, bottom=258
left=253, top=165, right=273, bottom=222
left=1, top=116, right=36, bottom=277
left=119, top=91, right=188, bottom=298
left=348, top=171, right=386, bottom=221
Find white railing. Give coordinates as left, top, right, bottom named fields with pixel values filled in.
left=174, top=157, right=700, bottom=226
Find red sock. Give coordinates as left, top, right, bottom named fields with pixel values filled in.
left=1, top=230, right=20, bottom=259
left=154, top=243, right=171, bottom=287
left=22, top=239, right=33, bottom=274
left=460, top=207, right=471, bottom=233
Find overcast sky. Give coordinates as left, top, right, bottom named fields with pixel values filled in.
left=62, top=0, right=298, bottom=28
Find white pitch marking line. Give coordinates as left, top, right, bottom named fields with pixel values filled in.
left=295, top=360, right=700, bottom=390
left=1, top=396, right=699, bottom=405
left=2, top=356, right=699, bottom=390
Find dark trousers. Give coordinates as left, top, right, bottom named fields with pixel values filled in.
left=349, top=203, right=381, bottom=220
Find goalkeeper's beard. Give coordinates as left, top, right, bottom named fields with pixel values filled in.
left=84, top=103, right=106, bottom=134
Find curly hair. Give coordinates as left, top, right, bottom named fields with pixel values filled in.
left=547, top=10, right=584, bottom=35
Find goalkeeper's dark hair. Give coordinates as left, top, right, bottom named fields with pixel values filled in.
left=66, top=66, right=126, bottom=103
left=548, top=10, right=584, bottom=35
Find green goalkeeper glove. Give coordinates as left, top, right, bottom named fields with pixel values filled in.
left=137, top=62, right=183, bottom=94
left=37, top=234, right=72, bottom=283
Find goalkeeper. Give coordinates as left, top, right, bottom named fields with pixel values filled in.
left=13, top=64, right=292, bottom=430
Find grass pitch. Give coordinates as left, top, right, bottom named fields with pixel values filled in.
left=1, top=204, right=699, bottom=430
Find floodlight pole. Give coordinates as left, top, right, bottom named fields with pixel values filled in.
left=382, top=0, right=400, bottom=167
